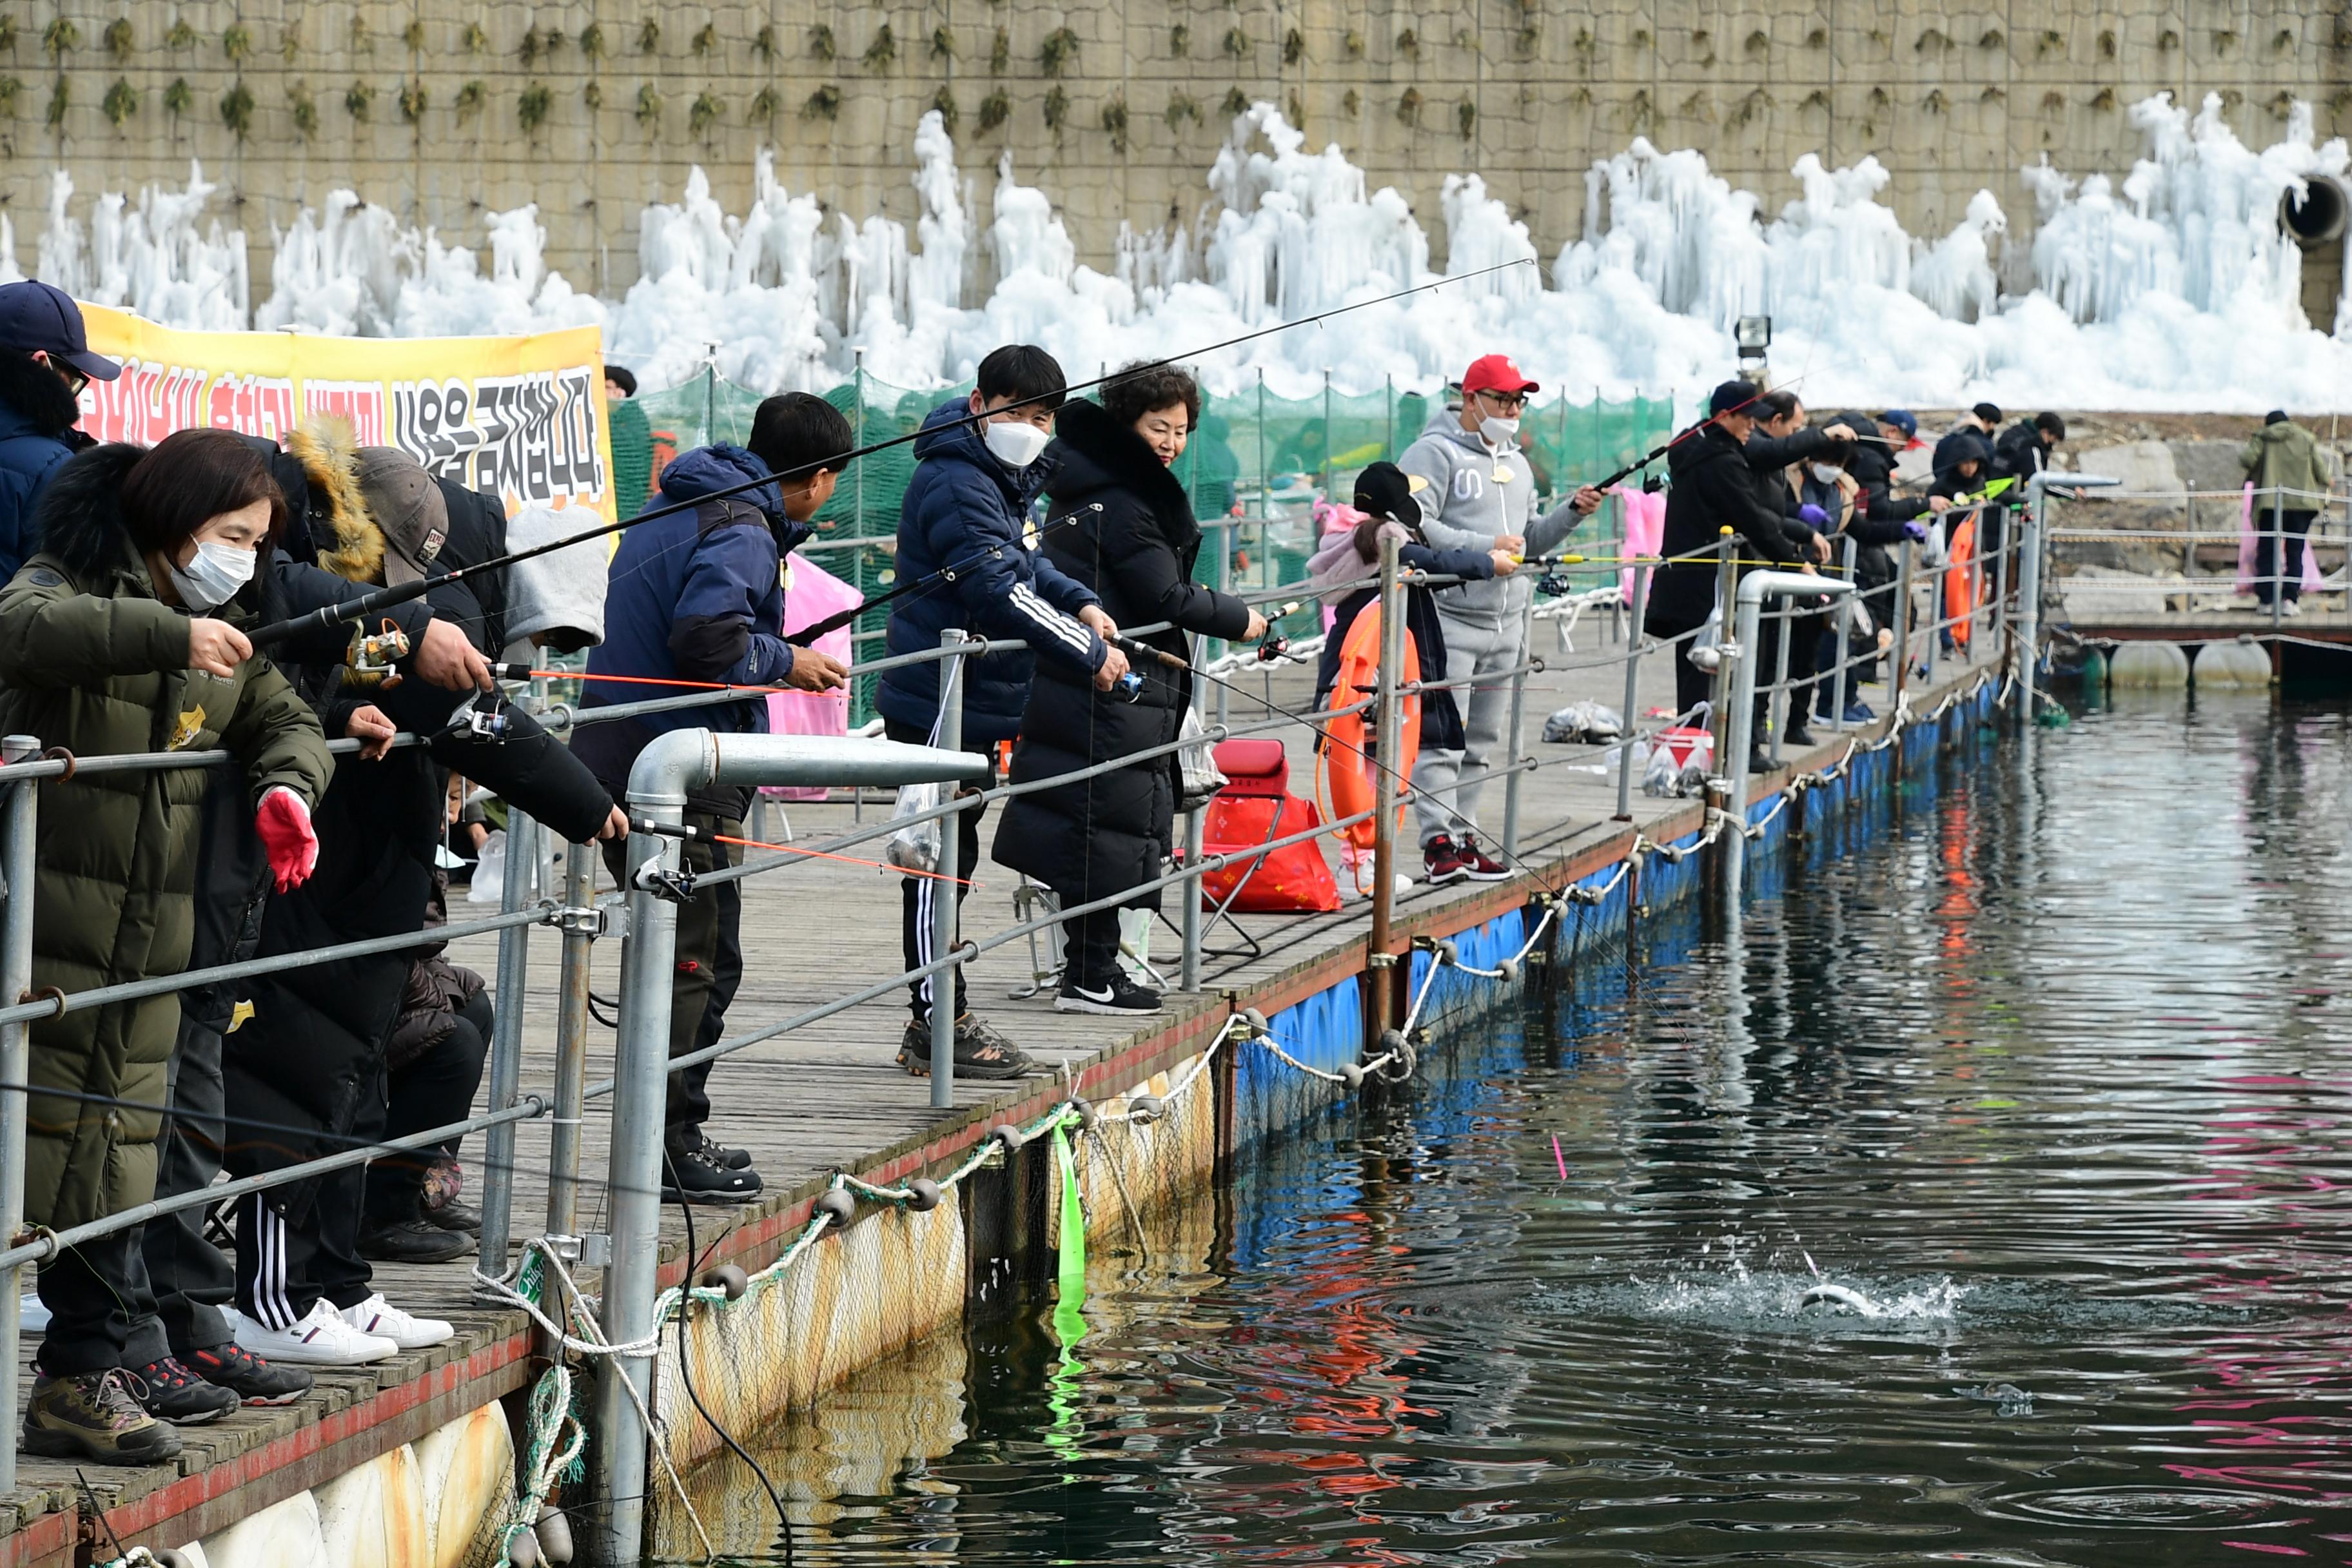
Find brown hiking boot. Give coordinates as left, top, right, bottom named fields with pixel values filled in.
left=896, top=1015, right=1039, bottom=1081
left=23, top=1369, right=184, bottom=1465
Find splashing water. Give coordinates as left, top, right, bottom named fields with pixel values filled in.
left=23, top=93, right=2352, bottom=411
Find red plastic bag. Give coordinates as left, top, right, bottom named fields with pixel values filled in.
left=1199, top=790, right=1342, bottom=913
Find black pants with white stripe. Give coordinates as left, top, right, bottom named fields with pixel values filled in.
left=885, top=720, right=994, bottom=1024
left=236, top=1056, right=384, bottom=1330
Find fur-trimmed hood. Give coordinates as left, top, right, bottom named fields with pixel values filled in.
left=26, top=441, right=284, bottom=623
left=285, top=418, right=386, bottom=584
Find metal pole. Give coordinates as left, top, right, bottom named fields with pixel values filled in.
left=1706, top=527, right=1736, bottom=759
left=1830, top=533, right=1857, bottom=728
left=1367, top=533, right=1404, bottom=1035
left=1720, top=592, right=1765, bottom=903
left=701, top=347, right=717, bottom=445
left=1180, top=643, right=1205, bottom=992
left=472, top=803, right=536, bottom=1283
left=593, top=786, right=684, bottom=1567
left=2016, top=484, right=2046, bottom=716
left=1321, top=368, right=1333, bottom=496
left=544, top=841, right=594, bottom=1238
left=1992, top=520, right=2012, bottom=683
left=1614, top=562, right=1651, bottom=819
left=928, top=630, right=969, bottom=1108
left=0, top=739, right=39, bottom=1495
left=1767, top=599, right=1793, bottom=765
left=1891, top=542, right=1915, bottom=709
left=1499, top=580, right=1537, bottom=860
left=2271, top=484, right=2286, bottom=636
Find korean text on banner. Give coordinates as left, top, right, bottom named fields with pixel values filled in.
left=74, top=304, right=618, bottom=522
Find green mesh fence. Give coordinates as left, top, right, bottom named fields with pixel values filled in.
left=612, top=369, right=1680, bottom=725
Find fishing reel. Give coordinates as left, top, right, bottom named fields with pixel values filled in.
left=1252, top=599, right=1302, bottom=663
left=340, top=622, right=412, bottom=691
left=1112, top=670, right=1144, bottom=703
left=1536, top=571, right=1578, bottom=598
left=632, top=861, right=700, bottom=904
left=443, top=692, right=517, bottom=743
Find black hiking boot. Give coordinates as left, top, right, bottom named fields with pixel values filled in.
left=691, top=1130, right=754, bottom=1171
left=662, top=1141, right=764, bottom=1204
left=357, top=1215, right=475, bottom=1264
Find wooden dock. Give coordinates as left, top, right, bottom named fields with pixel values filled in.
left=2, top=618, right=2010, bottom=1564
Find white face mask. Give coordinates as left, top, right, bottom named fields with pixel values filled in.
left=1811, top=463, right=1843, bottom=484
left=166, top=540, right=257, bottom=612
left=1480, top=415, right=1520, bottom=447
left=983, top=418, right=1052, bottom=469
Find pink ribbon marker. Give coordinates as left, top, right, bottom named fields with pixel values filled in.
left=1552, top=1133, right=1569, bottom=1181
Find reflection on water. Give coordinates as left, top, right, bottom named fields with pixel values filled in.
left=665, top=695, right=2352, bottom=1565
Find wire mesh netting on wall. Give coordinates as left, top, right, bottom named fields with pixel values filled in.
left=609, top=368, right=1680, bottom=725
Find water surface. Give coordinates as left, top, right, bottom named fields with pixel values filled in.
left=676, top=695, right=2352, bottom=1565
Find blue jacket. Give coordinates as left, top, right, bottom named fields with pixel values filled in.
left=0, top=351, right=89, bottom=584
left=574, top=444, right=808, bottom=807
left=876, top=398, right=1105, bottom=743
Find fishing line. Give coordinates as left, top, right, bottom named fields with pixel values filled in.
left=629, top=817, right=978, bottom=888
left=249, top=258, right=1542, bottom=652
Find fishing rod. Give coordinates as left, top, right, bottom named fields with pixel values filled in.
left=627, top=817, right=977, bottom=888
left=248, top=257, right=1541, bottom=652
left=792, top=502, right=1102, bottom=644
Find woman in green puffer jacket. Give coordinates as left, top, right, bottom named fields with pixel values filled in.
left=0, top=429, right=332, bottom=1464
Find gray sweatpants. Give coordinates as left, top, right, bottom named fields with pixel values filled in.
left=1411, top=609, right=1521, bottom=847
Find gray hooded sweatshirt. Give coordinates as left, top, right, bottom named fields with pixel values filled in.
left=1398, top=409, right=1587, bottom=626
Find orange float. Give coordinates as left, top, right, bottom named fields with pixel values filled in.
left=1317, top=603, right=1420, bottom=851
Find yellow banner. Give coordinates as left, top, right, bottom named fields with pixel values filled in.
left=75, top=305, right=617, bottom=522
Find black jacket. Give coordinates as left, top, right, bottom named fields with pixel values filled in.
left=876, top=399, right=1106, bottom=743
left=1647, top=423, right=1813, bottom=630
left=223, top=449, right=611, bottom=1213
left=0, top=349, right=92, bottom=583
left=1993, top=420, right=2051, bottom=489
left=1930, top=429, right=1995, bottom=503
left=992, top=400, right=1251, bottom=909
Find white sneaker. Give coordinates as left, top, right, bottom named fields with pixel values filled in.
left=1349, top=861, right=1415, bottom=901
left=235, top=1299, right=397, bottom=1366
left=339, top=1293, right=455, bottom=1351
left=2282, top=600, right=2302, bottom=617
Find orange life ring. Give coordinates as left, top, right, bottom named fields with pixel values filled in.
left=1317, top=603, right=1420, bottom=852
left=1942, top=512, right=1977, bottom=650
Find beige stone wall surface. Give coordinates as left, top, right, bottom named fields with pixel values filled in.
left=6, top=0, right=2345, bottom=301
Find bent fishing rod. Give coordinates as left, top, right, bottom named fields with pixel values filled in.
left=249, top=257, right=1542, bottom=652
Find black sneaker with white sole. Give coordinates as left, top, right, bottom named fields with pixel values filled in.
left=662, top=1142, right=764, bottom=1204
left=1055, top=974, right=1164, bottom=1015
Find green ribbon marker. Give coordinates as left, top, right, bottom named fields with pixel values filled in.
left=1043, top=1115, right=1090, bottom=1461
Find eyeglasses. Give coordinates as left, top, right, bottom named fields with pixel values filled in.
left=1476, top=390, right=1527, bottom=414
left=57, top=368, right=86, bottom=398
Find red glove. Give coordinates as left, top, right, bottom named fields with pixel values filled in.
left=255, top=787, right=318, bottom=892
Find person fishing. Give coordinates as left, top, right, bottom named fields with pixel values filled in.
left=1397, top=355, right=1601, bottom=884
left=993, top=362, right=1262, bottom=1015
left=875, top=345, right=1125, bottom=1076
left=1309, top=462, right=1516, bottom=898
left=0, top=429, right=334, bottom=1464
left=576, top=392, right=854, bottom=1201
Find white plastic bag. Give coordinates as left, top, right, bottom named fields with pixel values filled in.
left=466, top=829, right=507, bottom=903
left=1176, top=707, right=1226, bottom=810
left=885, top=782, right=941, bottom=876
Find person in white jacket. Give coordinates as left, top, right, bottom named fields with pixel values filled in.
left=1399, top=355, right=1602, bottom=883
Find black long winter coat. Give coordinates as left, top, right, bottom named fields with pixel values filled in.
left=992, top=400, right=1252, bottom=910
left=1647, top=423, right=1817, bottom=632
left=222, top=441, right=610, bottom=1216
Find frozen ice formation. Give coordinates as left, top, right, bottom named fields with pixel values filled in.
left=17, top=93, right=2351, bottom=412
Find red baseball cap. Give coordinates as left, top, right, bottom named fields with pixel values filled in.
left=1461, top=354, right=1538, bottom=397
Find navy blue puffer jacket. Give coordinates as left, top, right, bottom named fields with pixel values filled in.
left=876, top=398, right=1105, bottom=744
